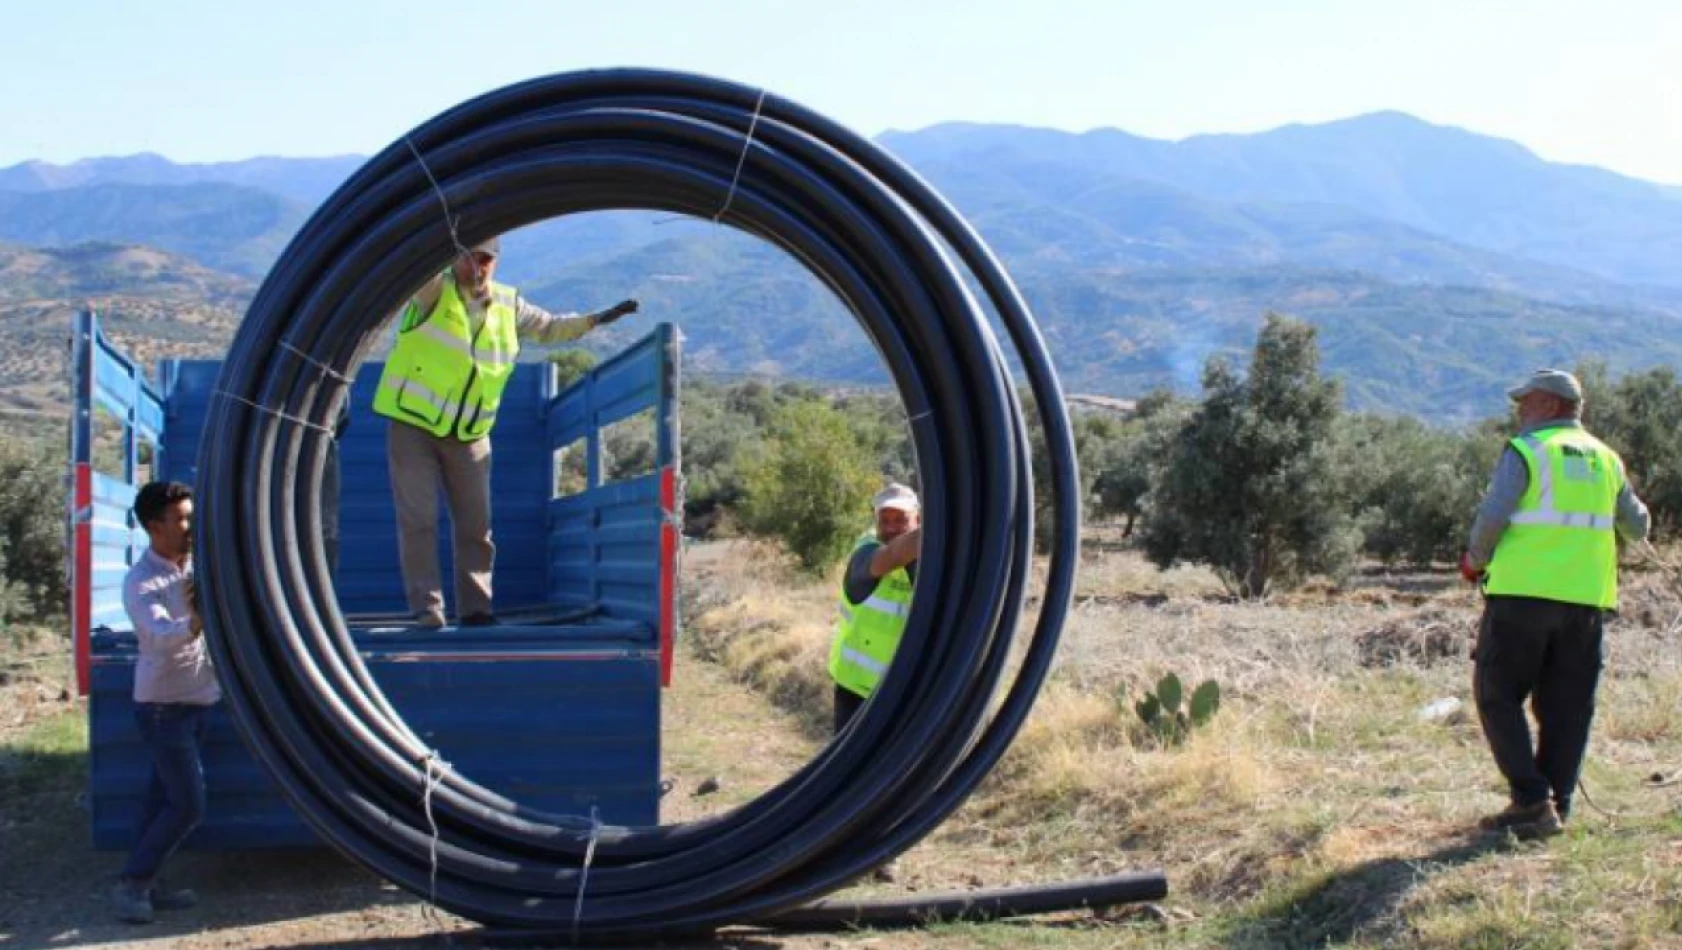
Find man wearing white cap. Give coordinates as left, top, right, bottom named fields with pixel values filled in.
left=1462, top=368, right=1649, bottom=838
left=374, top=237, right=640, bottom=629
left=829, top=482, right=922, bottom=732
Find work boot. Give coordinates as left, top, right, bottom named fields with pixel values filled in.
left=112, top=879, right=154, bottom=924
left=413, top=612, right=446, bottom=630
left=460, top=613, right=499, bottom=628
left=1478, top=799, right=1562, bottom=838
left=149, top=880, right=199, bottom=911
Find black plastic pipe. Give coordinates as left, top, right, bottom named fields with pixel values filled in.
left=195, top=68, right=1160, bottom=939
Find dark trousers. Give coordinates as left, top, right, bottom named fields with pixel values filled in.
left=1473, top=595, right=1605, bottom=817
left=121, top=703, right=212, bottom=883
left=834, top=684, right=867, bottom=734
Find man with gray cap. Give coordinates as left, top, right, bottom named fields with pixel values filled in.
left=1462, top=368, right=1649, bottom=838
left=374, top=237, right=639, bottom=628
left=829, top=483, right=922, bottom=732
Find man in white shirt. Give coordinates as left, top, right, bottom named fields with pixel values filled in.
left=112, top=481, right=219, bottom=924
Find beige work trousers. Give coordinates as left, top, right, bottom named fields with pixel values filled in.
left=387, top=421, right=494, bottom=622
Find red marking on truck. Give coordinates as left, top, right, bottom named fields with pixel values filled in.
left=659, top=464, right=677, bottom=687
left=73, top=462, right=93, bottom=696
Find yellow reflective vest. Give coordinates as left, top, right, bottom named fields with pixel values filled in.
left=829, top=533, right=914, bottom=699
left=373, top=275, right=519, bottom=441
left=1485, top=425, right=1625, bottom=609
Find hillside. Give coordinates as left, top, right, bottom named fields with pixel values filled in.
left=3, top=235, right=1680, bottom=423
left=879, top=112, right=1682, bottom=288
left=0, top=243, right=250, bottom=415
left=522, top=228, right=1682, bottom=420
left=5, top=113, right=1682, bottom=421
left=0, top=152, right=363, bottom=205
left=0, top=182, right=307, bottom=277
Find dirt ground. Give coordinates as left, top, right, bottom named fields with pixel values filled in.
left=6, top=543, right=1679, bottom=949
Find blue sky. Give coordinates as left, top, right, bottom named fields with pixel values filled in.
left=9, top=0, right=1680, bottom=183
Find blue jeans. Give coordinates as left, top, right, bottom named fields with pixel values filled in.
left=121, top=703, right=213, bottom=883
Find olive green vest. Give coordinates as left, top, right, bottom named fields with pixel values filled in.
left=829, top=533, right=914, bottom=699
left=1485, top=426, right=1624, bottom=609
left=373, top=276, right=520, bottom=441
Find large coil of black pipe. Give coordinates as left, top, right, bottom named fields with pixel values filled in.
left=196, top=68, right=1155, bottom=940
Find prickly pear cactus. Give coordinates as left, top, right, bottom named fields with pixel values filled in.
left=1127, top=674, right=1222, bottom=746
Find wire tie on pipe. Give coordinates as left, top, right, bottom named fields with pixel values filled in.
left=713, top=89, right=767, bottom=223
left=279, top=341, right=351, bottom=383
left=211, top=390, right=334, bottom=435
left=404, top=136, right=476, bottom=263
left=571, top=805, right=603, bottom=945
left=421, top=750, right=448, bottom=932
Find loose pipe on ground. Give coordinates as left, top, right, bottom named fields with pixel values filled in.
left=195, top=68, right=1164, bottom=940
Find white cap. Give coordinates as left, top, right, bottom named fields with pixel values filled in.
left=873, top=483, right=920, bottom=513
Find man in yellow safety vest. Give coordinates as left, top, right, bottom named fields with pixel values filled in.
left=829, top=483, right=922, bottom=733
left=1462, top=368, right=1649, bottom=838
left=373, top=236, right=638, bottom=628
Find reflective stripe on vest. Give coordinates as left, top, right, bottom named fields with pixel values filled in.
left=838, top=646, right=889, bottom=677
left=829, top=533, right=914, bottom=700
left=1505, top=433, right=1617, bottom=529
left=372, top=276, right=520, bottom=441
left=1484, top=427, right=1623, bottom=609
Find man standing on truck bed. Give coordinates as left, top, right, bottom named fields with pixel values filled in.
left=374, top=236, right=639, bottom=628
left=112, top=480, right=216, bottom=924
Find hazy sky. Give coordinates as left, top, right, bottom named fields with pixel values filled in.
left=10, top=0, right=1680, bottom=183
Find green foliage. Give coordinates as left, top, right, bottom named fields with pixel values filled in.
left=739, top=397, right=881, bottom=573
left=0, top=539, right=23, bottom=631
left=547, top=349, right=600, bottom=390
left=680, top=379, right=913, bottom=541
left=1083, top=390, right=1189, bottom=537
left=1337, top=414, right=1497, bottom=566
left=680, top=380, right=768, bottom=534
left=0, top=437, right=66, bottom=621
left=1142, top=314, right=1361, bottom=597
left=1129, top=673, right=1222, bottom=745
left=1577, top=361, right=1682, bottom=536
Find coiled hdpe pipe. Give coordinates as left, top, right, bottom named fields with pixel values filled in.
left=196, top=68, right=1165, bottom=940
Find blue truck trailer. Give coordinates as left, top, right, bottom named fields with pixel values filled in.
left=68, top=310, right=681, bottom=849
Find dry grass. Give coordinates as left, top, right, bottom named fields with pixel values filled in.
left=682, top=539, right=1682, bottom=948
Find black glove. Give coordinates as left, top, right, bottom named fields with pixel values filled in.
left=595, top=299, right=639, bottom=326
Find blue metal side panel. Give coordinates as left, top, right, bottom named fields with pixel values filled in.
left=155, top=361, right=218, bottom=486
left=156, top=361, right=556, bottom=616
left=87, top=473, right=140, bottom=634
left=90, top=332, right=165, bottom=444
left=545, top=325, right=675, bottom=630
left=547, top=476, right=662, bottom=628
left=88, top=631, right=662, bottom=850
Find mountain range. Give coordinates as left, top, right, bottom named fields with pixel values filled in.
left=2, top=111, right=1679, bottom=421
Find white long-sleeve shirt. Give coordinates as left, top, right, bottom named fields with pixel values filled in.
left=122, top=548, right=220, bottom=705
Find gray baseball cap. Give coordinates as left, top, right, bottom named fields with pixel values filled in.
left=470, top=236, right=501, bottom=258
left=1507, top=368, right=1583, bottom=403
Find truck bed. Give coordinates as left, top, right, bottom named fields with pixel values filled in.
left=71, top=312, right=681, bottom=849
